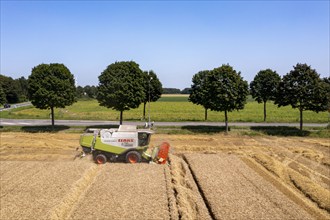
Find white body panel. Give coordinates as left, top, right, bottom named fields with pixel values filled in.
left=100, top=129, right=138, bottom=148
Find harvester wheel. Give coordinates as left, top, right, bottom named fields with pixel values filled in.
left=95, top=154, right=107, bottom=164
left=125, top=151, right=141, bottom=164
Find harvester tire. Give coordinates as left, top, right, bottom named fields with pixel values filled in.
left=125, top=151, right=141, bottom=164
left=95, top=154, right=107, bottom=164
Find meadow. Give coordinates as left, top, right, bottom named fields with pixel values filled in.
left=1, top=95, right=328, bottom=123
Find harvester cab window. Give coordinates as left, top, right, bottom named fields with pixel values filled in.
left=138, top=132, right=151, bottom=146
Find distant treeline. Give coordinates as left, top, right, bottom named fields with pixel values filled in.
left=76, top=86, right=192, bottom=98
left=163, top=88, right=191, bottom=94
left=0, top=73, right=191, bottom=104
left=0, top=74, right=28, bottom=104
left=76, top=85, right=98, bottom=99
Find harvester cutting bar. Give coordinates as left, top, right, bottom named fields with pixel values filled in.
left=156, top=142, right=170, bottom=164
left=148, top=142, right=170, bottom=164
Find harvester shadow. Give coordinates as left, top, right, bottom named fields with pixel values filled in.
left=181, top=125, right=228, bottom=134
left=21, top=125, right=70, bottom=133
left=250, top=126, right=310, bottom=137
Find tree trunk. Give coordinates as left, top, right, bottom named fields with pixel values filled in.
left=50, top=106, right=55, bottom=127
left=143, top=102, right=146, bottom=119
left=263, top=101, right=267, bottom=122
left=204, top=108, right=208, bottom=121
left=120, top=111, right=123, bottom=125
left=225, top=110, right=228, bottom=133
left=299, top=107, right=303, bottom=131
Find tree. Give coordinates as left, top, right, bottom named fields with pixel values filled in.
left=0, top=74, right=20, bottom=103
left=16, top=76, right=29, bottom=102
left=28, top=63, right=76, bottom=127
left=97, top=61, right=145, bottom=125
left=181, top=88, right=191, bottom=94
left=250, top=69, right=281, bottom=121
left=0, top=75, right=28, bottom=103
left=275, top=63, right=329, bottom=130
left=76, top=86, right=85, bottom=98
left=189, top=70, right=212, bottom=120
left=162, top=88, right=181, bottom=94
left=208, top=64, right=249, bottom=132
left=84, top=85, right=97, bottom=98
left=142, top=70, right=162, bottom=119
left=0, top=86, right=6, bottom=105
left=322, top=77, right=330, bottom=112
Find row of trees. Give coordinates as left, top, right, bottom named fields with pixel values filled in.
left=76, top=85, right=98, bottom=99
left=78, top=86, right=189, bottom=98
left=162, top=87, right=191, bottom=94
left=97, top=62, right=162, bottom=124
left=189, top=63, right=330, bottom=131
left=2, top=61, right=329, bottom=131
left=26, top=61, right=163, bottom=126
left=189, top=64, right=249, bottom=132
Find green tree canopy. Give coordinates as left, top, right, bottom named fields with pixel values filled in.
left=84, top=85, right=98, bottom=98
left=0, top=86, right=6, bottom=105
left=322, top=77, right=330, bottom=112
left=162, top=88, right=181, bottom=94
left=250, top=69, right=281, bottom=121
left=28, top=63, right=76, bottom=126
left=0, top=74, right=20, bottom=103
left=97, top=61, right=145, bottom=124
left=142, top=70, right=163, bottom=119
left=208, top=64, right=249, bottom=132
left=76, top=86, right=85, bottom=98
left=0, top=75, right=29, bottom=103
left=16, top=76, right=29, bottom=102
left=181, top=88, right=191, bottom=94
left=189, top=70, right=212, bottom=120
left=275, top=63, right=329, bottom=130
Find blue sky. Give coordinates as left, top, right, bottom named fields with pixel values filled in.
left=1, top=1, right=329, bottom=89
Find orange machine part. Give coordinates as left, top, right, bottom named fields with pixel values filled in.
left=157, top=142, right=170, bottom=164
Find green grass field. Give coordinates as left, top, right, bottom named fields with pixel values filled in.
left=1, top=95, right=328, bottom=123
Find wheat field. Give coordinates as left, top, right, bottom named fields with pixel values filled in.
left=1, top=132, right=329, bottom=219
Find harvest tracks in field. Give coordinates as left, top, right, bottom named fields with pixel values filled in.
left=168, top=153, right=329, bottom=220
left=1, top=132, right=330, bottom=219
left=1, top=154, right=329, bottom=219
left=0, top=161, right=171, bottom=220
left=183, top=154, right=314, bottom=219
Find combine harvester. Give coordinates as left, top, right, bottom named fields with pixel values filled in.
left=79, top=125, right=170, bottom=164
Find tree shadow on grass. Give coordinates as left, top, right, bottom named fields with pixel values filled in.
left=85, top=124, right=119, bottom=130
left=21, top=125, right=70, bottom=133
left=181, top=125, right=228, bottom=134
left=250, top=126, right=310, bottom=137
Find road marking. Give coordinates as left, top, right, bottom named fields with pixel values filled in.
left=1, top=122, right=15, bottom=125
left=0, top=122, right=32, bottom=125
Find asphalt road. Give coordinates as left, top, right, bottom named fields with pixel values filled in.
left=0, top=102, right=32, bottom=111
left=0, top=118, right=328, bottom=127
left=0, top=102, right=328, bottom=127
